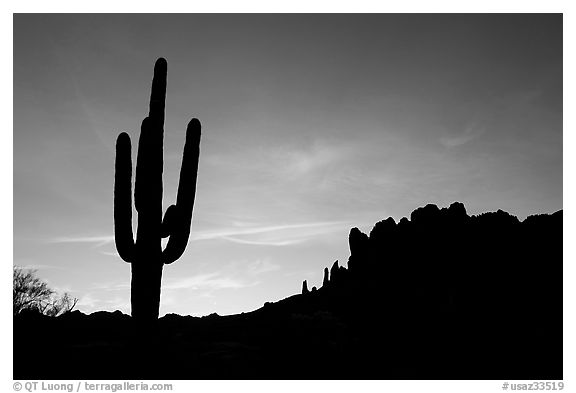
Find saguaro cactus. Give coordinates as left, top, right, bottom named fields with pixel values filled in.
left=114, top=58, right=201, bottom=322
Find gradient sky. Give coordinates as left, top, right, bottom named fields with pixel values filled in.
left=14, top=14, right=562, bottom=316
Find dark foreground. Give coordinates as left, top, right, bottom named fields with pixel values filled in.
left=14, top=203, right=562, bottom=380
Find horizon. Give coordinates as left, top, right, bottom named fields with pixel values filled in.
left=14, top=14, right=562, bottom=317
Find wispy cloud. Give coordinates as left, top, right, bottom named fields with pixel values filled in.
left=14, top=263, right=66, bottom=271
left=105, top=297, right=131, bottom=313
left=163, top=272, right=251, bottom=291
left=191, top=221, right=350, bottom=246
left=76, top=293, right=99, bottom=309
left=101, top=251, right=121, bottom=258
left=440, top=123, right=486, bottom=148
left=204, top=138, right=362, bottom=180
left=48, top=221, right=350, bottom=249
left=247, top=259, right=281, bottom=275
left=90, top=281, right=130, bottom=291
left=274, top=141, right=355, bottom=176
left=48, top=235, right=114, bottom=247
left=77, top=294, right=130, bottom=314
left=219, top=236, right=300, bottom=246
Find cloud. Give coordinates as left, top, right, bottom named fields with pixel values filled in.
left=219, top=236, right=301, bottom=246
left=104, top=297, right=131, bottom=313
left=14, top=263, right=66, bottom=271
left=76, top=292, right=130, bottom=314
left=90, top=281, right=130, bottom=291
left=49, top=221, right=350, bottom=250
left=76, top=293, right=99, bottom=309
left=247, top=259, right=281, bottom=275
left=277, top=142, right=354, bottom=176
left=440, top=123, right=486, bottom=148
left=204, top=138, right=361, bottom=181
left=191, top=221, right=350, bottom=246
left=101, top=251, right=121, bottom=258
left=163, top=273, right=252, bottom=291
left=48, top=235, right=114, bottom=247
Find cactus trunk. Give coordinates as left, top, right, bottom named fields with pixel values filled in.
left=114, top=58, right=201, bottom=322
left=131, top=262, right=163, bottom=321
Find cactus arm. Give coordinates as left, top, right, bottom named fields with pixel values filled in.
left=149, top=57, right=167, bottom=126
left=161, top=118, right=201, bottom=264
left=114, top=132, right=136, bottom=263
left=160, top=205, right=178, bottom=238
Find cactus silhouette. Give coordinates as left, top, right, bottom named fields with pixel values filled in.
left=114, top=58, right=201, bottom=322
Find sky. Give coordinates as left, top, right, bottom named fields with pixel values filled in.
left=13, top=14, right=562, bottom=317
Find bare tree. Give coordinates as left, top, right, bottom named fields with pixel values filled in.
left=13, top=267, right=78, bottom=316
left=43, top=293, right=78, bottom=317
